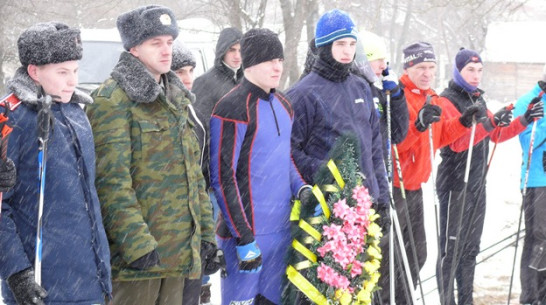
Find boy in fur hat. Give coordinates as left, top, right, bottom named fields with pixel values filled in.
left=86, top=5, right=215, bottom=305
left=0, top=21, right=112, bottom=305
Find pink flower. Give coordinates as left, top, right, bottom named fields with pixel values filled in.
left=352, top=185, right=373, bottom=209
left=350, top=260, right=363, bottom=278
left=317, top=240, right=335, bottom=257
left=333, top=198, right=350, bottom=219
left=332, top=273, right=351, bottom=289
left=322, top=224, right=345, bottom=242
left=317, top=263, right=336, bottom=285
left=343, top=208, right=358, bottom=226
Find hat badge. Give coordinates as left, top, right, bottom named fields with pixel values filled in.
left=159, top=14, right=172, bottom=25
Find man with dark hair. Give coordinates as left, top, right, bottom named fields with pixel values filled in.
left=86, top=5, right=214, bottom=305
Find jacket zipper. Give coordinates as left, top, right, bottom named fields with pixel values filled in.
left=268, top=101, right=280, bottom=136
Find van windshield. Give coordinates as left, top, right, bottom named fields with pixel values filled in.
left=79, top=41, right=124, bottom=85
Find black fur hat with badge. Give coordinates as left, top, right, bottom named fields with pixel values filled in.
left=117, top=5, right=179, bottom=51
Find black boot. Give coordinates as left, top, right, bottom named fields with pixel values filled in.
left=200, top=283, right=211, bottom=305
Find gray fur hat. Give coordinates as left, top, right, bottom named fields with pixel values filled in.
left=117, top=5, right=179, bottom=50
left=17, top=22, right=82, bottom=67
left=171, top=40, right=196, bottom=71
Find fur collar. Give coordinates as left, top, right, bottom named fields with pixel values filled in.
left=111, top=52, right=194, bottom=104
left=7, top=67, right=92, bottom=105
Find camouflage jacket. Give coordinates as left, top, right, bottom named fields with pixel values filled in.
left=86, top=52, right=215, bottom=281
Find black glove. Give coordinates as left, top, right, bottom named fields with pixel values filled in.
left=484, top=106, right=513, bottom=129
left=524, top=97, right=544, bottom=125
left=7, top=268, right=47, bottom=305
left=538, top=80, right=546, bottom=93
left=203, top=248, right=227, bottom=276
left=415, top=104, right=442, bottom=132
left=375, top=203, right=391, bottom=233
left=200, top=241, right=219, bottom=275
left=129, top=249, right=160, bottom=270
left=0, top=158, right=16, bottom=193
left=459, top=104, right=488, bottom=128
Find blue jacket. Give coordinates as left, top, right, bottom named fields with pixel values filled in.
left=210, top=79, right=306, bottom=245
left=514, top=83, right=546, bottom=188
left=0, top=68, right=111, bottom=304
left=287, top=69, right=389, bottom=205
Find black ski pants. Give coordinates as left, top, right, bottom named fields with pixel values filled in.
left=520, top=187, right=546, bottom=304
left=378, top=187, right=427, bottom=305
left=436, top=189, right=485, bottom=305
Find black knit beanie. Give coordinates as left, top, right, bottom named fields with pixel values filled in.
left=240, top=28, right=284, bottom=69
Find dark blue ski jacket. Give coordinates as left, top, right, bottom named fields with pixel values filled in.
left=209, top=78, right=306, bottom=245
left=0, top=68, right=112, bottom=305
left=287, top=68, right=389, bottom=205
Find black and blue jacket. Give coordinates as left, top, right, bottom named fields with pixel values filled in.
left=209, top=78, right=306, bottom=245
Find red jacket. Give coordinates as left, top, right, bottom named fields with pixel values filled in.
left=393, top=74, right=468, bottom=190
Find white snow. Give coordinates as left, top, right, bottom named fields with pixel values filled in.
left=482, top=21, right=546, bottom=63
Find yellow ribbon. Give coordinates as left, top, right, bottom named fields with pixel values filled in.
left=290, top=199, right=302, bottom=221
left=327, top=160, right=345, bottom=189
left=299, top=219, right=322, bottom=241
left=287, top=265, right=327, bottom=305
left=294, top=260, right=313, bottom=270
left=292, top=239, right=317, bottom=263
left=312, top=185, right=330, bottom=219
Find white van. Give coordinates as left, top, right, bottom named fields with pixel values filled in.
left=78, top=20, right=216, bottom=93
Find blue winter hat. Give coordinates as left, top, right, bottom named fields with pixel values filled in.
left=455, top=48, right=482, bottom=71
left=315, top=9, right=358, bottom=47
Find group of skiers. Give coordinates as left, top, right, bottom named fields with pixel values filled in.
left=0, top=4, right=545, bottom=305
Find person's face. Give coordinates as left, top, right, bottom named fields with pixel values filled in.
left=331, top=37, right=357, bottom=64
left=27, top=60, right=79, bottom=103
left=223, top=43, right=241, bottom=69
left=369, top=58, right=387, bottom=77
left=459, top=62, right=483, bottom=88
left=244, top=58, right=283, bottom=92
left=130, top=35, right=174, bottom=81
left=404, top=61, right=437, bottom=90
left=174, top=66, right=195, bottom=90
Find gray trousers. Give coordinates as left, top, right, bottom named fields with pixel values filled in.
left=112, top=278, right=185, bottom=305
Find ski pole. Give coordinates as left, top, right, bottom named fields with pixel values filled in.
left=385, top=87, right=396, bottom=305
left=392, top=144, right=422, bottom=304
left=458, top=104, right=514, bottom=261
left=424, top=95, right=444, bottom=304
left=507, top=114, right=539, bottom=304
left=35, top=94, right=53, bottom=286
left=443, top=118, right=477, bottom=305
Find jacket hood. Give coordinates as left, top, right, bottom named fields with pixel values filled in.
left=214, top=28, right=242, bottom=67
left=111, top=51, right=194, bottom=104
left=7, top=67, right=92, bottom=106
